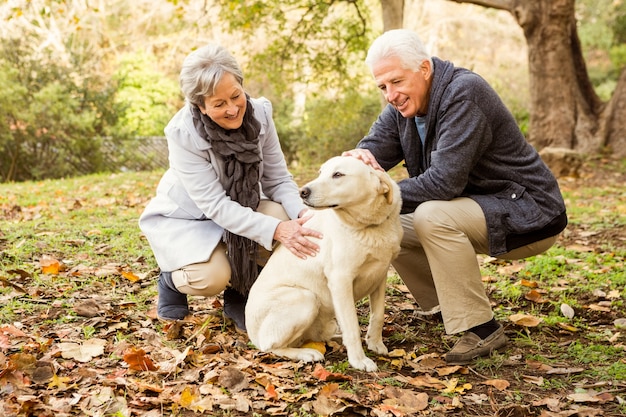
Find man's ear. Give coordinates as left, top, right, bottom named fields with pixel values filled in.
left=421, top=60, right=432, bottom=80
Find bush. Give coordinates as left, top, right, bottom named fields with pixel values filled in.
left=0, top=39, right=126, bottom=182
left=294, top=90, right=382, bottom=166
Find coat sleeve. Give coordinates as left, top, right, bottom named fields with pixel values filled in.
left=165, top=109, right=281, bottom=251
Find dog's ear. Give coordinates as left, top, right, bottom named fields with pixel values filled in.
left=375, top=170, right=394, bottom=204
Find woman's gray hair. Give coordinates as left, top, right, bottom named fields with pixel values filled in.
left=179, top=44, right=244, bottom=108
left=365, top=29, right=433, bottom=72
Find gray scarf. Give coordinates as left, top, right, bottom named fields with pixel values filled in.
left=191, top=96, right=261, bottom=295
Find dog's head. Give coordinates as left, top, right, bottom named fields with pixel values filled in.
left=300, top=156, right=400, bottom=220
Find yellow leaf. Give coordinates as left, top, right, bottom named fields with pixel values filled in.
left=121, top=270, right=140, bottom=282
left=40, top=255, right=60, bottom=275
left=179, top=386, right=196, bottom=408
left=301, top=341, right=326, bottom=355
left=48, top=374, right=71, bottom=390
left=557, top=322, right=579, bottom=332
left=388, top=348, right=407, bottom=357
left=520, top=279, right=538, bottom=288
left=390, top=358, right=404, bottom=369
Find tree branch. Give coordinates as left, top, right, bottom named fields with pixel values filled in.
left=447, top=0, right=514, bottom=12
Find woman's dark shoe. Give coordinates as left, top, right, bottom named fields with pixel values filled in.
left=157, top=271, right=189, bottom=320
left=223, top=287, right=247, bottom=333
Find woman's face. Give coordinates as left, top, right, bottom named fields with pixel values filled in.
left=200, top=72, right=247, bottom=130
left=371, top=55, right=432, bottom=118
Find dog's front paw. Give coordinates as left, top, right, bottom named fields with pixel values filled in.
left=350, top=356, right=378, bottom=372
left=366, top=336, right=388, bottom=356
left=295, top=348, right=325, bottom=363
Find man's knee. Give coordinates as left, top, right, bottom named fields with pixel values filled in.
left=412, top=201, right=451, bottom=236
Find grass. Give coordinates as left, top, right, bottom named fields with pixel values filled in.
left=0, top=159, right=625, bottom=416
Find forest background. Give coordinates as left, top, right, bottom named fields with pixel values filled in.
left=1, top=1, right=626, bottom=416
left=0, top=0, right=625, bottom=183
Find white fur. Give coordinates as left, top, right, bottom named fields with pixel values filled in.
left=245, top=156, right=402, bottom=371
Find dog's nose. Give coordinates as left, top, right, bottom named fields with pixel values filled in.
left=300, top=187, right=311, bottom=199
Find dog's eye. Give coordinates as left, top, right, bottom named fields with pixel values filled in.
left=332, top=172, right=344, bottom=179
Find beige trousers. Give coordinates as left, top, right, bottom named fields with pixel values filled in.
left=393, top=197, right=558, bottom=334
left=171, top=200, right=290, bottom=297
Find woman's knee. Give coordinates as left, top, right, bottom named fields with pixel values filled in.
left=173, top=267, right=230, bottom=297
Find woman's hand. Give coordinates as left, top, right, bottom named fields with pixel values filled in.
left=342, top=148, right=383, bottom=171
left=273, top=214, right=322, bottom=259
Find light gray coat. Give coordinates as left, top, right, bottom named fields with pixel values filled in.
left=139, top=97, right=306, bottom=272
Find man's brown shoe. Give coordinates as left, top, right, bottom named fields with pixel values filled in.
left=445, top=324, right=507, bottom=365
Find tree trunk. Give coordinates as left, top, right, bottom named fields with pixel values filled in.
left=603, top=67, right=626, bottom=156
left=447, top=0, right=626, bottom=157
left=380, top=0, right=405, bottom=30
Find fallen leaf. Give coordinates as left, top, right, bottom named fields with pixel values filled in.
left=73, top=299, right=101, bottom=318
left=179, top=386, right=198, bottom=408
left=121, top=270, right=140, bottom=282
left=218, top=366, right=248, bottom=392
left=123, top=347, right=158, bottom=371
left=31, top=361, right=54, bottom=385
left=526, top=359, right=553, bottom=372
left=614, top=318, right=626, bottom=329
left=383, top=386, right=429, bottom=412
left=40, top=255, right=61, bottom=275
left=525, top=289, right=548, bottom=303
left=48, top=373, right=71, bottom=390
left=312, top=364, right=352, bottom=382
left=388, top=348, right=407, bottom=357
left=482, top=379, right=510, bottom=391
left=546, top=367, right=584, bottom=375
left=522, top=375, right=544, bottom=386
left=265, top=382, right=278, bottom=400
left=531, top=396, right=561, bottom=412
left=560, top=303, right=575, bottom=319
left=301, top=341, right=326, bottom=355
left=57, top=338, right=107, bottom=363
left=587, top=303, right=611, bottom=312
left=557, top=322, right=579, bottom=332
left=442, top=378, right=472, bottom=394
left=567, top=390, right=602, bottom=403
left=509, top=313, right=542, bottom=327
left=520, top=279, right=539, bottom=288
left=405, top=375, right=447, bottom=389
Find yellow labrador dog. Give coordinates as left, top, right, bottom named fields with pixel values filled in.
left=245, top=156, right=402, bottom=371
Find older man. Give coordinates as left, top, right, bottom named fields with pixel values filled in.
left=344, top=29, right=567, bottom=364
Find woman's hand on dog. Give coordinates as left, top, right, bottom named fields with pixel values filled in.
left=274, top=215, right=322, bottom=259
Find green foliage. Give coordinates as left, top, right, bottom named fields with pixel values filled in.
left=0, top=38, right=125, bottom=182
left=113, top=52, right=181, bottom=137
left=295, top=90, right=381, bottom=166
left=216, top=0, right=374, bottom=93
left=577, top=0, right=626, bottom=99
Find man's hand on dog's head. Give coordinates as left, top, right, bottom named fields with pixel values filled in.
left=342, top=149, right=384, bottom=171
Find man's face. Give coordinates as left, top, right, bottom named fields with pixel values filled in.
left=372, top=56, right=432, bottom=118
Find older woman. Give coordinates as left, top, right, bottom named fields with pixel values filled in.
left=139, top=44, right=321, bottom=331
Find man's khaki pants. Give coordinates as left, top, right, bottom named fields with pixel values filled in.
left=393, top=197, right=558, bottom=334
